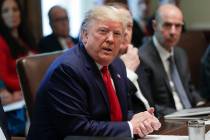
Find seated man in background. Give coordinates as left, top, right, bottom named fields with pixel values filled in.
left=27, top=5, right=161, bottom=140
left=38, top=5, right=78, bottom=53
left=139, top=4, right=205, bottom=116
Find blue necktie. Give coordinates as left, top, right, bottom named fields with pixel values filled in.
left=168, top=56, right=192, bottom=108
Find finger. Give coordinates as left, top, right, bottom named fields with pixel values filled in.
left=137, top=128, right=145, bottom=138
left=151, top=118, right=161, bottom=130
left=147, top=107, right=155, bottom=115
left=151, top=119, right=161, bottom=130
left=139, top=122, right=149, bottom=136
left=143, top=120, right=154, bottom=133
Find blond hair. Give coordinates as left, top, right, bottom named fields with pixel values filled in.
left=80, top=5, right=126, bottom=39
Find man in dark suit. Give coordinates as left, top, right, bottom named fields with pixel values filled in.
left=139, top=4, right=204, bottom=116
left=27, top=5, right=160, bottom=140
left=38, top=5, right=78, bottom=53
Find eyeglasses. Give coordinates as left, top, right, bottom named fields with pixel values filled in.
left=53, top=16, right=69, bottom=23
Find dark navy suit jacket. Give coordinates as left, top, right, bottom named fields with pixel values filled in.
left=27, top=43, right=133, bottom=140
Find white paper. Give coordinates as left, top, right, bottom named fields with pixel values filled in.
left=0, top=127, right=6, bottom=140
left=3, top=100, right=25, bottom=112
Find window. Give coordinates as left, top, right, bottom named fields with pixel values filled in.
left=41, top=0, right=81, bottom=38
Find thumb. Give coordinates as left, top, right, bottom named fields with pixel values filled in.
left=147, top=107, right=155, bottom=115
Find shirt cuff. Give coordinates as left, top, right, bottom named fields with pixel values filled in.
left=126, top=68, right=138, bottom=82
left=128, top=121, right=134, bottom=138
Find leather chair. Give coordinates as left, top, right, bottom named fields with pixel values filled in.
left=16, top=51, right=64, bottom=119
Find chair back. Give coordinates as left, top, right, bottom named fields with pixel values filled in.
left=16, top=51, right=64, bottom=119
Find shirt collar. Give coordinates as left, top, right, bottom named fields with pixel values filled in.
left=153, top=36, right=174, bottom=61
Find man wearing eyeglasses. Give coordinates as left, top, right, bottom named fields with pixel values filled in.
left=38, top=5, right=78, bottom=53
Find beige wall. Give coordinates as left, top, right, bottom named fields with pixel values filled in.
left=180, top=0, right=210, bottom=30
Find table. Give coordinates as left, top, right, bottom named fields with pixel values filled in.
left=64, top=136, right=132, bottom=140
left=156, top=117, right=210, bottom=135
left=64, top=118, right=210, bottom=140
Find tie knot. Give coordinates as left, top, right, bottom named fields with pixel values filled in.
left=168, top=55, right=174, bottom=63
left=101, top=66, right=109, bottom=74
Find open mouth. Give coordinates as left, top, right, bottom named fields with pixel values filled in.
left=103, top=47, right=113, bottom=54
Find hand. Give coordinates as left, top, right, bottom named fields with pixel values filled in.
left=120, top=45, right=140, bottom=71
left=13, top=90, right=23, bottom=102
left=130, top=107, right=161, bottom=138
left=0, top=89, right=23, bottom=105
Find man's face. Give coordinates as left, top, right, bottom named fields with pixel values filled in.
left=83, top=20, right=124, bottom=66
left=153, top=7, right=183, bottom=51
left=119, top=9, right=133, bottom=54
left=51, top=8, right=69, bottom=37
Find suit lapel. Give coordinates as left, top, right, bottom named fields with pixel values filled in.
left=109, top=63, right=127, bottom=120
left=149, top=41, right=172, bottom=92
left=79, top=45, right=110, bottom=112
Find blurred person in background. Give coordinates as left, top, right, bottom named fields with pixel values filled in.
left=38, top=5, right=78, bottom=53
left=108, top=2, right=155, bottom=114
left=105, top=0, right=151, bottom=48
left=0, top=0, right=37, bottom=136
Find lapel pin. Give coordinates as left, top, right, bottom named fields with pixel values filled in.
left=117, top=74, right=121, bottom=79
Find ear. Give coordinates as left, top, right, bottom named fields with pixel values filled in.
left=152, top=19, right=157, bottom=31
left=81, top=30, right=88, bottom=45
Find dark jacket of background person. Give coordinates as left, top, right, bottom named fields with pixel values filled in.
left=0, top=81, right=10, bottom=140
left=139, top=38, right=203, bottom=116
left=37, top=33, right=78, bottom=53
left=0, top=101, right=10, bottom=140
left=200, top=45, right=210, bottom=100
left=129, top=62, right=156, bottom=114
left=131, top=19, right=145, bottom=48
left=27, top=43, right=133, bottom=140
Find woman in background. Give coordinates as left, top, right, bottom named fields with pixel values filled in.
left=0, top=0, right=37, bottom=136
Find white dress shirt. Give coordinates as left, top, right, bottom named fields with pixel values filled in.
left=58, top=37, right=69, bottom=50
left=126, top=68, right=150, bottom=109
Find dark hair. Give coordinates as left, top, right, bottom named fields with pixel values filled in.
left=104, top=0, right=128, bottom=5
left=0, top=0, right=36, bottom=58
left=48, top=5, right=68, bottom=29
